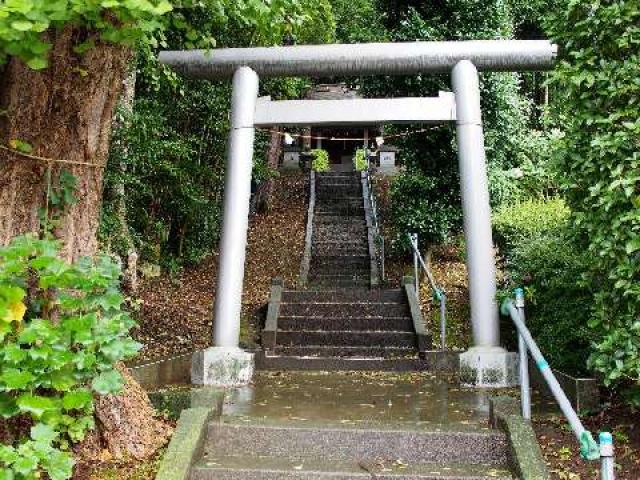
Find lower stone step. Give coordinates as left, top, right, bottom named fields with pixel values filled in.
left=308, top=278, right=370, bottom=289
left=256, top=354, right=431, bottom=372
left=272, top=345, right=419, bottom=358
left=275, top=330, right=418, bottom=348
left=192, top=456, right=514, bottom=480
left=281, top=289, right=404, bottom=304
left=277, top=315, right=414, bottom=332
left=204, top=422, right=509, bottom=466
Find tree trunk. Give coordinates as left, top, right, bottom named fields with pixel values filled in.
left=111, top=67, right=139, bottom=292
left=0, top=26, right=127, bottom=261
left=0, top=26, right=170, bottom=461
left=255, top=127, right=282, bottom=212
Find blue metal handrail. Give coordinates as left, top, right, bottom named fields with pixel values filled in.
left=502, top=290, right=615, bottom=479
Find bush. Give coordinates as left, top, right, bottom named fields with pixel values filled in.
left=492, top=197, right=569, bottom=251
left=547, top=0, right=640, bottom=401
left=506, top=230, right=594, bottom=375
left=0, top=235, right=140, bottom=479
left=311, top=149, right=330, bottom=172
left=389, top=170, right=461, bottom=250
left=353, top=149, right=367, bottom=172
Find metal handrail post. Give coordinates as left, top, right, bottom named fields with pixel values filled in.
left=600, top=432, right=615, bottom=480
left=440, top=292, right=447, bottom=350
left=515, top=288, right=531, bottom=420
left=412, top=233, right=420, bottom=302
left=381, top=236, right=385, bottom=281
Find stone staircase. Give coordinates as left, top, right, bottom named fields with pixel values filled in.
left=309, top=171, right=372, bottom=288
left=184, top=372, right=524, bottom=480
left=258, top=170, right=434, bottom=371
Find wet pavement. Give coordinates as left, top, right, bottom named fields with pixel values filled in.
left=223, top=371, right=512, bottom=429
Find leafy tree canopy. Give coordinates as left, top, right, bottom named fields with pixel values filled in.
left=0, top=0, right=310, bottom=69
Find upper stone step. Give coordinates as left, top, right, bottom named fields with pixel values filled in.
left=204, top=422, right=509, bottom=466
left=279, top=302, right=410, bottom=318
left=281, top=289, right=405, bottom=304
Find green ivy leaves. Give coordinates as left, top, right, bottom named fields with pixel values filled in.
left=0, top=0, right=174, bottom=69
left=547, top=0, right=640, bottom=402
left=0, top=235, right=141, bottom=479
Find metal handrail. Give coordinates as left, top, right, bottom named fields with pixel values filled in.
left=365, top=166, right=385, bottom=282
left=502, top=289, right=615, bottom=479
left=408, top=233, right=447, bottom=350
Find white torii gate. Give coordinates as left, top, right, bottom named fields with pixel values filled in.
left=159, top=40, right=557, bottom=386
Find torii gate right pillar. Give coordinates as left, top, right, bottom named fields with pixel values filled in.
left=452, top=60, right=517, bottom=387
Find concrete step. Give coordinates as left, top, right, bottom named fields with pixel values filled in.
left=314, top=216, right=367, bottom=225
left=317, top=172, right=360, bottom=179
left=256, top=354, right=432, bottom=372
left=204, top=423, right=509, bottom=466
left=308, top=279, right=371, bottom=289
left=316, top=184, right=361, bottom=194
left=276, top=331, right=417, bottom=348
left=312, top=244, right=369, bottom=256
left=310, top=255, right=370, bottom=269
left=279, top=302, right=410, bottom=318
left=309, top=267, right=370, bottom=279
left=281, top=289, right=404, bottom=304
left=277, top=315, right=414, bottom=332
left=192, top=456, right=513, bottom=479
left=314, top=209, right=365, bottom=217
left=273, top=345, right=418, bottom=358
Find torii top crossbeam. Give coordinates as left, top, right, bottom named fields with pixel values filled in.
left=159, top=40, right=557, bottom=79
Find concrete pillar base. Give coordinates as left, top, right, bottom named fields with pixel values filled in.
left=459, top=347, right=518, bottom=388
left=191, top=347, right=254, bottom=386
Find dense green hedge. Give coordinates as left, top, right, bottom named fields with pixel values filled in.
left=493, top=198, right=569, bottom=250
left=547, top=0, right=640, bottom=401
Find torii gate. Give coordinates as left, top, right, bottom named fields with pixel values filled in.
left=159, top=40, right=557, bottom=386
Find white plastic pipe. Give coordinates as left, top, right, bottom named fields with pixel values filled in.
left=212, top=67, right=259, bottom=347
left=159, top=41, right=557, bottom=79
left=452, top=60, right=500, bottom=348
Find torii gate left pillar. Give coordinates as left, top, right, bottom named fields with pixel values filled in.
left=161, top=40, right=557, bottom=386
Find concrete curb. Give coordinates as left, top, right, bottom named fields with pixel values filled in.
left=402, top=276, right=432, bottom=354
left=298, top=171, right=315, bottom=287
left=155, top=388, right=225, bottom=480
left=263, top=278, right=283, bottom=350
left=361, top=171, right=380, bottom=288
left=489, top=396, right=550, bottom=480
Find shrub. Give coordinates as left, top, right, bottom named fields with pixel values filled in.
left=547, top=0, right=640, bottom=401
left=389, top=170, right=461, bottom=250
left=353, top=149, right=368, bottom=172
left=0, top=235, right=140, bottom=479
left=492, top=197, right=570, bottom=251
left=311, top=149, right=330, bottom=172
left=506, top=230, right=594, bottom=375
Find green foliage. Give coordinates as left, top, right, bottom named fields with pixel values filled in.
left=389, top=170, right=461, bottom=250
left=0, top=0, right=313, bottom=70
left=0, top=0, right=172, bottom=69
left=492, top=197, right=570, bottom=250
left=331, top=0, right=387, bottom=43
left=508, top=231, right=594, bottom=375
left=0, top=235, right=140, bottom=479
left=352, top=148, right=367, bottom=172
left=546, top=0, right=640, bottom=400
left=100, top=0, right=336, bottom=267
left=311, top=149, right=330, bottom=172
left=336, top=0, right=534, bottom=242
